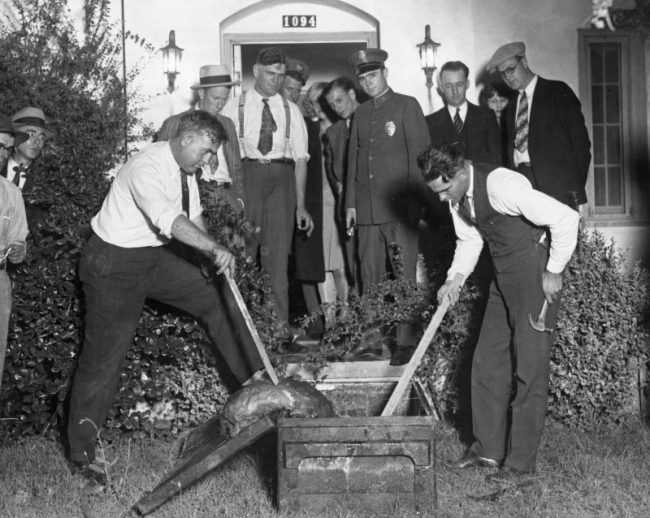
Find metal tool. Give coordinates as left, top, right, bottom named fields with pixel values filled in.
left=528, top=299, right=553, bottom=333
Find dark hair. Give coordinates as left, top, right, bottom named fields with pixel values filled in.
left=256, top=47, right=287, bottom=67
left=307, top=82, right=339, bottom=122
left=177, top=110, right=227, bottom=144
left=479, top=81, right=516, bottom=104
left=440, top=61, right=470, bottom=80
left=418, top=143, right=465, bottom=184
left=322, top=76, right=370, bottom=104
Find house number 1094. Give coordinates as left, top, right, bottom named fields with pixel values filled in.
left=282, top=15, right=317, bottom=28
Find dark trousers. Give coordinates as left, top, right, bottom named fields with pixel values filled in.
left=243, top=162, right=296, bottom=327
left=470, top=241, right=561, bottom=472
left=357, top=221, right=420, bottom=345
left=67, top=235, right=262, bottom=462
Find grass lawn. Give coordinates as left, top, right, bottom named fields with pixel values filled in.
left=1, top=417, right=649, bottom=518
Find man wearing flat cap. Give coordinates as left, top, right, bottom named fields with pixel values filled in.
left=486, top=42, right=591, bottom=209
left=281, top=58, right=310, bottom=105
left=344, top=48, right=431, bottom=365
left=0, top=114, right=29, bottom=395
left=1, top=107, right=55, bottom=225
left=159, top=65, right=246, bottom=228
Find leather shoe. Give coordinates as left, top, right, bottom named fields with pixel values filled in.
left=448, top=450, right=500, bottom=469
left=485, top=466, right=531, bottom=483
left=389, top=345, right=417, bottom=366
left=70, top=460, right=108, bottom=486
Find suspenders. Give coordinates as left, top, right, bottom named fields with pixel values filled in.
left=238, top=91, right=292, bottom=158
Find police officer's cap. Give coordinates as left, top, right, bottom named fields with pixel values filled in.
left=346, top=48, right=388, bottom=76
left=284, top=58, right=310, bottom=85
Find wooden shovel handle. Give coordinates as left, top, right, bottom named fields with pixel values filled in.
left=225, top=275, right=279, bottom=385
left=381, top=297, right=450, bottom=417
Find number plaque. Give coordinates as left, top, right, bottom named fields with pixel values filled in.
left=282, top=15, right=317, bottom=28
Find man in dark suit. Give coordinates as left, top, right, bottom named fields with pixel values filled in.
left=158, top=64, right=245, bottom=234
left=426, top=61, right=501, bottom=165
left=486, top=42, right=591, bottom=209
left=344, top=49, right=431, bottom=365
left=1, top=107, right=55, bottom=226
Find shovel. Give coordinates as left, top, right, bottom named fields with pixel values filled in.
left=382, top=297, right=450, bottom=417
left=222, top=274, right=279, bottom=385
left=528, top=299, right=553, bottom=333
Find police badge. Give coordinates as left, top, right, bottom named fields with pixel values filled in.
left=385, top=121, right=396, bottom=136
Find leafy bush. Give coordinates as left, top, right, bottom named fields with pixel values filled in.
left=550, top=226, right=650, bottom=428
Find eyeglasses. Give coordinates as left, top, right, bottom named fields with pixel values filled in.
left=499, top=57, right=523, bottom=78
left=26, top=130, right=46, bottom=144
left=0, top=143, right=15, bottom=155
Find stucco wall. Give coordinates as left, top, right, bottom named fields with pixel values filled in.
left=114, top=0, right=594, bottom=124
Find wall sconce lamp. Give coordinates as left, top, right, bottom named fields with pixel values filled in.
left=417, top=25, right=440, bottom=111
left=161, top=30, right=184, bottom=94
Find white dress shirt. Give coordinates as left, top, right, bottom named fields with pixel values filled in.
left=5, top=157, right=27, bottom=190
left=221, top=89, right=309, bottom=161
left=446, top=101, right=468, bottom=124
left=192, top=104, right=230, bottom=183
left=92, top=141, right=202, bottom=248
left=513, top=74, right=538, bottom=167
left=447, top=164, right=579, bottom=283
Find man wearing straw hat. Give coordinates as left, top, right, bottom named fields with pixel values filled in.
left=1, top=107, right=55, bottom=225
left=159, top=65, right=245, bottom=236
left=0, top=114, right=29, bottom=395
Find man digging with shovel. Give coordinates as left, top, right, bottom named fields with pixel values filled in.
left=419, top=143, right=579, bottom=487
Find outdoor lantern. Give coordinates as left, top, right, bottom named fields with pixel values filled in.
left=417, top=24, right=440, bottom=91
left=161, top=30, right=183, bottom=93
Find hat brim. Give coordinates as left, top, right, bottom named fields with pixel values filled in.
left=190, top=81, right=240, bottom=89
left=13, top=122, right=55, bottom=140
left=0, top=130, right=29, bottom=147
left=486, top=53, right=525, bottom=74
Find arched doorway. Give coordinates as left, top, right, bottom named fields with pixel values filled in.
left=220, top=0, right=379, bottom=95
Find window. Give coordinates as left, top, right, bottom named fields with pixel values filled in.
left=579, top=29, right=650, bottom=223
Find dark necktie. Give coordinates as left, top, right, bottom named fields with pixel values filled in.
left=453, top=108, right=463, bottom=134
left=258, top=98, right=277, bottom=156
left=180, top=169, right=190, bottom=219
left=457, top=194, right=475, bottom=225
left=514, top=91, right=529, bottom=153
left=12, top=166, right=21, bottom=186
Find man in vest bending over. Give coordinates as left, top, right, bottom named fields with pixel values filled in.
left=419, top=143, right=578, bottom=484
left=221, top=47, right=312, bottom=343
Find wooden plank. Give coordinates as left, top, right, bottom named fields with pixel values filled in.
left=133, top=416, right=276, bottom=516
left=221, top=274, right=278, bottom=385
left=381, top=298, right=449, bottom=417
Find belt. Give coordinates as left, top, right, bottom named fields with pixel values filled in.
left=213, top=181, right=231, bottom=189
left=517, top=162, right=532, bottom=168
left=243, top=157, right=294, bottom=165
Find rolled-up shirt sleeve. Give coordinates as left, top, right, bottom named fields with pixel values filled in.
left=127, top=163, right=185, bottom=239
left=446, top=206, right=484, bottom=283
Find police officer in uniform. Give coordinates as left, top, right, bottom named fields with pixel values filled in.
left=344, top=49, right=431, bottom=365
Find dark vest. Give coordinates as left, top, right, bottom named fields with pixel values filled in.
left=472, top=163, right=545, bottom=273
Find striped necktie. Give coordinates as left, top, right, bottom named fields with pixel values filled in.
left=453, top=108, right=463, bottom=134
left=514, top=91, right=529, bottom=153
